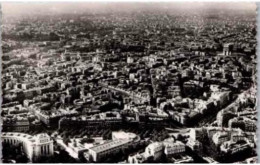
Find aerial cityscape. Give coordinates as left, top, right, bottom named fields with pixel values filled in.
left=1, top=2, right=257, bottom=163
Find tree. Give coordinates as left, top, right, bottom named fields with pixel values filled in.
left=177, top=134, right=184, bottom=141
left=63, top=137, right=71, bottom=145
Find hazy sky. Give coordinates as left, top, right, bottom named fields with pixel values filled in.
left=1, top=2, right=256, bottom=16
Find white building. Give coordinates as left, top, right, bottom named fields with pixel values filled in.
left=145, top=142, right=164, bottom=160
left=2, top=132, right=54, bottom=162
left=222, top=43, right=233, bottom=56
left=220, top=140, right=252, bottom=154
left=187, top=138, right=202, bottom=152
left=127, top=57, right=134, bottom=64
left=128, top=152, right=147, bottom=164
left=212, top=131, right=229, bottom=145
left=88, top=139, right=133, bottom=162
left=112, top=131, right=137, bottom=141
left=203, top=157, right=219, bottom=163
left=187, top=129, right=202, bottom=152
left=231, top=132, right=246, bottom=143
left=67, top=138, right=94, bottom=159
left=164, top=141, right=185, bottom=156
left=88, top=132, right=139, bottom=163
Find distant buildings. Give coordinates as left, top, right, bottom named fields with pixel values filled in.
left=191, top=127, right=255, bottom=158
left=3, top=116, right=30, bottom=132
left=128, top=138, right=190, bottom=163
left=1, top=3, right=256, bottom=163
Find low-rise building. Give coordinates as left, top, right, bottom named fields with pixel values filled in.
left=88, top=138, right=134, bottom=162
left=164, top=141, right=185, bottom=156
left=3, top=116, right=30, bottom=132
left=212, top=131, right=229, bottom=145
left=145, top=142, right=164, bottom=161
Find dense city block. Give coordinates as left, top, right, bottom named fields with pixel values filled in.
left=1, top=2, right=257, bottom=163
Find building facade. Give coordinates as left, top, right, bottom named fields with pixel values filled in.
left=2, top=132, right=54, bottom=162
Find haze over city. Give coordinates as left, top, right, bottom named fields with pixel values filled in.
left=1, top=2, right=257, bottom=164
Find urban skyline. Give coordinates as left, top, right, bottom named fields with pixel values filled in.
left=1, top=2, right=257, bottom=163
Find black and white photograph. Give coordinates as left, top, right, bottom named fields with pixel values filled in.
left=1, top=2, right=257, bottom=163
